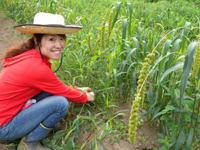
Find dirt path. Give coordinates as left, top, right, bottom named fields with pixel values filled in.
left=0, top=14, right=161, bottom=150
left=0, top=13, right=23, bottom=70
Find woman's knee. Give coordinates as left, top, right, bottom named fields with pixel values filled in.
left=53, top=96, right=69, bottom=112
left=36, top=95, right=69, bottom=115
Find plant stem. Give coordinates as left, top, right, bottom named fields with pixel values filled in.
left=189, top=78, right=196, bottom=130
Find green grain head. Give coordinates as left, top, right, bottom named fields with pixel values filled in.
left=129, top=97, right=141, bottom=145
left=108, top=11, right=113, bottom=37
left=191, top=36, right=200, bottom=77
left=101, top=17, right=106, bottom=49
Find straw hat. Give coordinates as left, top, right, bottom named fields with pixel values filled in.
left=14, top=12, right=82, bottom=34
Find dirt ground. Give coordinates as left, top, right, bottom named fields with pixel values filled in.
left=0, top=14, right=161, bottom=150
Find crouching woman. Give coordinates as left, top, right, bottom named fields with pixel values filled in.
left=0, top=12, right=95, bottom=150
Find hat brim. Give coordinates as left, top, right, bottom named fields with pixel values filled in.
left=14, top=24, right=83, bottom=34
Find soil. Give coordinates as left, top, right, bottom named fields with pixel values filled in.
left=0, top=14, right=161, bottom=150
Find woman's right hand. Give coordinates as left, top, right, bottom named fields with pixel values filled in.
left=86, top=92, right=95, bottom=102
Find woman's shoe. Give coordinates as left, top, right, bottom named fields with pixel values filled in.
left=17, top=137, right=51, bottom=150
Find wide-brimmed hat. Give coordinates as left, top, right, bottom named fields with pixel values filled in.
left=14, top=12, right=82, bottom=34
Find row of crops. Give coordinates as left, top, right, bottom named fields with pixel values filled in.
left=1, top=0, right=200, bottom=149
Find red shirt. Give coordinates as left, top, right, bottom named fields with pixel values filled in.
left=0, top=49, right=87, bottom=126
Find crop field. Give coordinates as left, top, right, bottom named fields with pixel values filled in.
left=0, top=0, right=200, bottom=149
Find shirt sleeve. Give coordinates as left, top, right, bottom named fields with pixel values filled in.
left=26, top=62, right=87, bottom=103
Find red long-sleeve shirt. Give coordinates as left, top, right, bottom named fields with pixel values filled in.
left=0, top=49, right=87, bottom=126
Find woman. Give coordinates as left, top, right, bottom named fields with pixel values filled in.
left=0, top=12, right=95, bottom=150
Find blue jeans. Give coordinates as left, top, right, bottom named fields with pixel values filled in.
left=0, top=92, right=69, bottom=142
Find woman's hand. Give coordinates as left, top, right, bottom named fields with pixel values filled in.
left=86, top=92, right=95, bottom=102
left=77, top=87, right=95, bottom=102
left=77, top=87, right=91, bottom=93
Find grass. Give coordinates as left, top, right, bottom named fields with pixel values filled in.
left=1, top=0, right=200, bottom=149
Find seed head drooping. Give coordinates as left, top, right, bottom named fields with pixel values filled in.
left=101, top=17, right=106, bottom=49
left=92, top=0, right=96, bottom=7
left=108, top=11, right=113, bottom=37
left=136, top=53, right=154, bottom=108
left=191, top=36, right=200, bottom=77
left=129, top=96, right=140, bottom=145
left=128, top=51, right=155, bottom=145
left=156, top=23, right=165, bottom=34
left=93, top=38, right=101, bottom=55
left=109, top=53, right=114, bottom=78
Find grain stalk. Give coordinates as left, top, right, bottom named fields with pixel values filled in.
left=108, top=11, right=113, bottom=37
left=156, top=23, right=165, bottom=34
left=129, top=28, right=181, bottom=145
left=92, top=0, right=96, bottom=7
left=109, top=53, right=114, bottom=78
left=191, top=36, right=200, bottom=77
left=88, top=33, right=92, bottom=52
left=129, top=51, right=176, bottom=145
left=93, top=37, right=101, bottom=55
left=101, top=17, right=106, bottom=49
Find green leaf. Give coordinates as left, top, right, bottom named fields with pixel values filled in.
left=121, top=19, right=127, bottom=52
left=162, top=39, right=172, bottom=57
left=132, top=37, right=140, bottom=49
left=64, top=128, right=76, bottom=142
left=160, top=62, right=184, bottom=83
left=186, top=128, right=194, bottom=150
left=112, top=2, right=121, bottom=29
left=142, top=40, right=148, bottom=58
left=181, top=22, right=191, bottom=53
left=97, top=139, right=107, bottom=150
left=126, top=48, right=136, bottom=63
left=126, top=62, right=136, bottom=79
left=132, top=37, right=140, bottom=62
left=152, top=111, right=162, bottom=120
left=162, top=105, right=175, bottom=114
left=184, top=113, right=190, bottom=122
left=171, top=39, right=182, bottom=53
left=175, top=128, right=186, bottom=150
left=167, top=38, right=182, bottom=69
left=160, top=114, right=170, bottom=120
left=98, top=130, right=107, bottom=140
left=180, top=42, right=198, bottom=106
left=127, top=2, right=132, bottom=37
left=183, top=98, right=194, bottom=110
left=147, top=83, right=153, bottom=103
left=159, top=39, right=172, bottom=71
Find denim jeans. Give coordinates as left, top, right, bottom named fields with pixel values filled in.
left=0, top=92, right=69, bottom=142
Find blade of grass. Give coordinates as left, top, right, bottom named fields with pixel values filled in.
left=127, top=2, right=132, bottom=38
left=160, top=39, right=172, bottom=70
left=132, top=37, right=140, bottom=62
left=112, top=2, right=121, bottom=29
left=175, top=128, right=186, bottom=150
left=121, top=19, right=127, bottom=52
left=160, top=62, right=184, bottom=83
left=180, top=42, right=198, bottom=106
left=97, top=139, right=107, bottom=150
left=142, top=40, right=148, bottom=59
left=186, top=128, right=194, bottom=150
left=181, top=22, right=191, bottom=53
left=167, top=38, right=181, bottom=69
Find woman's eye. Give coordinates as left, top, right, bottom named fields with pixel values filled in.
left=60, top=37, right=65, bottom=41
left=50, top=38, right=55, bottom=41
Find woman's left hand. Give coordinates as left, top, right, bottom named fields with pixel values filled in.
left=77, top=87, right=91, bottom=93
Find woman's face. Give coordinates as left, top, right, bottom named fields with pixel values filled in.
left=39, top=34, right=66, bottom=60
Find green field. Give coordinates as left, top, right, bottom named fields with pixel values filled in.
left=1, top=0, right=200, bottom=149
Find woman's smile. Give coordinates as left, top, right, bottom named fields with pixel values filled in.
left=51, top=49, right=62, bottom=54
left=39, top=34, right=66, bottom=60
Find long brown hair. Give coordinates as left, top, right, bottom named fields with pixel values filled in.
left=2, top=34, right=44, bottom=60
